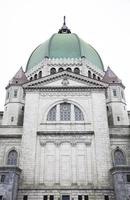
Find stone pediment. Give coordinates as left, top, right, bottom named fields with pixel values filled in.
left=23, top=71, right=108, bottom=89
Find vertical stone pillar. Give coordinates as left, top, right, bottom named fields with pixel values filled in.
left=72, top=143, right=77, bottom=185
left=55, top=142, right=60, bottom=184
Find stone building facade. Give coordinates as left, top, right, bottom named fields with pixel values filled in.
left=0, top=20, right=130, bottom=200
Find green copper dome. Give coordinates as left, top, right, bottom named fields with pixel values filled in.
left=26, top=33, right=104, bottom=71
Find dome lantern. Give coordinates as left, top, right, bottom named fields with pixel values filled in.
left=58, top=16, right=71, bottom=34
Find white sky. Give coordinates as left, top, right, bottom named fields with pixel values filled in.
left=0, top=0, right=130, bottom=110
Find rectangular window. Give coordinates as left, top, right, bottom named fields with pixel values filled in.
left=117, top=116, right=120, bottom=121
left=50, top=196, right=54, bottom=200
left=113, top=89, right=117, bottom=97
left=84, top=195, right=89, bottom=200
left=127, top=174, right=130, bottom=182
left=14, top=89, right=18, bottom=98
left=0, top=175, right=5, bottom=183
left=0, top=196, right=3, bottom=200
left=6, top=91, right=9, bottom=99
left=104, top=195, right=109, bottom=200
left=23, top=195, right=28, bottom=200
left=78, top=195, right=82, bottom=200
left=44, top=195, right=48, bottom=200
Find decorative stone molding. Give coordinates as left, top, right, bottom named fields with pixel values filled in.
left=39, top=133, right=93, bottom=146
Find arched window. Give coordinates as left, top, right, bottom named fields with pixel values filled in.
left=114, top=149, right=126, bottom=166
left=93, top=74, right=96, bottom=79
left=47, top=103, right=84, bottom=122
left=39, top=71, right=42, bottom=78
left=7, top=150, right=17, bottom=165
left=47, top=105, right=56, bottom=121
left=58, top=68, right=64, bottom=73
left=34, top=74, right=37, bottom=80
left=98, top=76, right=100, bottom=81
left=74, top=105, right=84, bottom=121
left=88, top=70, right=91, bottom=78
left=66, top=68, right=72, bottom=72
left=74, top=68, right=80, bottom=74
left=30, top=77, right=33, bottom=81
left=50, top=68, right=56, bottom=75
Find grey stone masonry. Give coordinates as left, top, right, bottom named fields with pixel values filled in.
left=0, top=166, right=21, bottom=200
left=110, top=166, right=130, bottom=200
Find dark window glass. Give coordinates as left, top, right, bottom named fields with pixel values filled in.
left=127, top=175, right=130, bottom=182
left=50, top=68, right=56, bottom=74
left=66, top=68, right=72, bottom=72
left=44, top=195, right=48, bottom=200
left=93, top=74, right=96, bottom=79
left=30, top=77, right=33, bottom=81
left=23, top=195, right=28, bottom=200
left=88, top=70, right=91, bottom=78
left=84, top=195, right=89, bottom=200
left=113, top=89, right=117, bottom=96
left=98, top=76, right=100, bottom=81
left=34, top=74, right=37, bottom=80
left=114, top=149, right=126, bottom=166
left=6, top=91, right=9, bottom=99
left=50, top=195, right=54, bottom=200
left=58, top=68, right=64, bottom=72
left=11, top=116, right=14, bottom=122
left=1, top=175, right=5, bottom=183
left=7, top=150, right=17, bottom=165
left=104, top=195, right=109, bottom=200
left=78, top=196, right=82, bottom=200
left=39, top=71, right=42, bottom=78
left=117, top=116, right=120, bottom=121
left=74, top=68, right=80, bottom=74
left=14, top=90, right=17, bottom=98
left=0, top=196, right=3, bottom=200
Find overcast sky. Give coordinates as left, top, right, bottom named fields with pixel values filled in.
left=0, top=0, right=130, bottom=110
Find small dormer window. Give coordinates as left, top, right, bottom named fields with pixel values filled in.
left=14, top=90, right=17, bottom=98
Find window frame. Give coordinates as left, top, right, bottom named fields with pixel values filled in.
left=46, top=102, right=85, bottom=123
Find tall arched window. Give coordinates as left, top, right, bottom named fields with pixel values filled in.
left=39, top=71, right=42, bottom=78
left=74, top=68, right=80, bottom=74
left=114, top=149, right=126, bottom=166
left=34, top=74, right=37, bottom=80
left=88, top=70, right=91, bottom=78
left=50, top=68, right=56, bottom=75
left=47, top=103, right=84, bottom=122
left=7, top=150, right=18, bottom=165
left=93, top=74, right=96, bottom=79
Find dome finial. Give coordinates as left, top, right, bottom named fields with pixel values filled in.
left=63, top=16, right=66, bottom=26
left=58, top=16, right=71, bottom=34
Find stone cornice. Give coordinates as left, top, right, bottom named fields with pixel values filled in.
left=110, top=134, right=130, bottom=139
left=0, top=134, right=22, bottom=139
left=0, top=166, right=22, bottom=174
left=37, top=131, right=94, bottom=135
left=110, top=166, right=130, bottom=174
